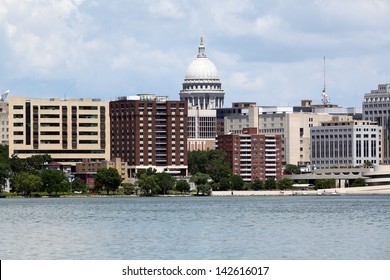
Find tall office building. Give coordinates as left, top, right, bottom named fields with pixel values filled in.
left=362, top=83, right=390, bottom=163
left=110, top=94, right=188, bottom=177
left=310, top=119, right=381, bottom=169
left=217, top=128, right=283, bottom=182
left=9, top=96, right=110, bottom=164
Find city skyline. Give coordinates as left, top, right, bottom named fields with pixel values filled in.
left=1, top=0, right=389, bottom=108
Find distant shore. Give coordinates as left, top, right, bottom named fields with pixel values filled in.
left=212, top=185, right=390, bottom=196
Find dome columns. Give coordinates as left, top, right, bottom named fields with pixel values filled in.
left=179, top=38, right=225, bottom=110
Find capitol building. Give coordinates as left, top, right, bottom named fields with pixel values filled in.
left=181, top=38, right=224, bottom=151
left=179, top=37, right=225, bottom=110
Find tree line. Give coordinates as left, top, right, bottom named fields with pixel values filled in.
left=0, top=144, right=366, bottom=196
left=0, top=144, right=124, bottom=196
left=134, top=168, right=190, bottom=196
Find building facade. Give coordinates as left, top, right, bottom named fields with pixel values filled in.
left=8, top=96, right=110, bottom=164
left=310, top=120, right=381, bottom=169
left=362, top=83, right=390, bottom=163
left=0, top=102, right=9, bottom=145
left=217, top=128, right=283, bottom=182
left=187, top=106, right=216, bottom=151
left=258, top=110, right=336, bottom=167
left=179, top=38, right=225, bottom=110
left=75, top=157, right=129, bottom=185
left=110, top=95, right=188, bottom=177
left=216, top=102, right=258, bottom=135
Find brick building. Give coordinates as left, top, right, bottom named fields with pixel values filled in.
left=110, top=94, right=188, bottom=177
left=217, top=128, right=283, bottom=182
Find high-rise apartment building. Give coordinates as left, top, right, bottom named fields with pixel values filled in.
left=362, top=83, right=390, bottom=163
left=110, top=94, right=188, bottom=177
left=8, top=96, right=110, bottom=164
left=217, top=128, right=283, bottom=182
left=310, top=120, right=381, bottom=169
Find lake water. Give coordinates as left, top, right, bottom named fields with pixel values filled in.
left=1, top=195, right=389, bottom=260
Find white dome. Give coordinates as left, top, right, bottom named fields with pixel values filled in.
left=179, top=37, right=225, bottom=110
left=185, top=57, right=220, bottom=80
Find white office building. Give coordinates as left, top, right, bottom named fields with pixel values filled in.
left=310, top=120, right=381, bottom=169
left=362, top=83, right=390, bottom=163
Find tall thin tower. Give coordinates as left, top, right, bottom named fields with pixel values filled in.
left=321, top=56, right=330, bottom=105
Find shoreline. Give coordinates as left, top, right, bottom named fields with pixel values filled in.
left=2, top=185, right=390, bottom=198
left=212, top=185, right=390, bottom=196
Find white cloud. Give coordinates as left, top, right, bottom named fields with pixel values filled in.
left=147, top=0, right=186, bottom=20
left=0, top=0, right=389, bottom=106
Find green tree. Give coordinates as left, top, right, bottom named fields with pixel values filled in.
left=71, top=177, right=87, bottom=193
left=219, top=177, right=232, bottom=191
left=363, top=161, right=373, bottom=168
left=9, top=155, right=29, bottom=174
left=155, top=172, right=176, bottom=195
left=230, top=174, right=244, bottom=190
left=277, top=177, right=293, bottom=190
left=265, top=178, right=277, bottom=190
left=122, top=182, right=135, bottom=195
left=95, top=168, right=123, bottom=195
left=205, top=158, right=231, bottom=183
left=283, top=164, right=301, bottom=175
left=188, top=150, right=231, bottom=179
left=196, top=184, right=212, bottom=196
left=190, top=172, right=212, bottom=195
left=0, top=145, right=9, bottom=190
left=252, top=179, right=264, bottom=191
left=175, top=179, right=190, bottom=194
left=351, top=178, right=366, bottom=187
left=243, top=183, right=252, bottom=190
left=315, top=179, right=336, bottom=189
left=26, top=154, right=53, bottom=174
left=41, top=169, right=68, bottom=195
left=136, top=167, right=157, bottom=179
left=188, top=150, right=208, bottom=175
left=136, top=173, right=159, bottom=196
left=12, top=172, right=42, bottom=196
left=9, top=154, right=53, bottom=175
left=190, top=172, right=210, bottom=185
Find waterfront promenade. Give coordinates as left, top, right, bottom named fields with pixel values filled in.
left=212, top=185, right=390, bottom=196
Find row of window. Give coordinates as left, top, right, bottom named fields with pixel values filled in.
left=13, top=105, right=100, bottom=110
left=14, top=140, right=100, bottom=144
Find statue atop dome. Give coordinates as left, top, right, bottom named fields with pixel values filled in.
left=179, top=37, right=225, bottom=110
left=197, top=36, right=207, bottom=58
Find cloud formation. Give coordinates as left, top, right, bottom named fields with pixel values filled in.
left=0, top=0, right=389, bottom=107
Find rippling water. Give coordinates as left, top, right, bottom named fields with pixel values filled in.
left=1, top=196, right=389, bottom=259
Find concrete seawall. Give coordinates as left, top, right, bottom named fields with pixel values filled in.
left=212, top=185, right=390, bottom=196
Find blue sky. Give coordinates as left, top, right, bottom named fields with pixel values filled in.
left=0, top=0, right=389, bottom=108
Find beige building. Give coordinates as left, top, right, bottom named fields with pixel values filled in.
left=223, top=106, right=338, bottom=166
left=187, top=106, right=216, bottom=151
left=259, top=112, right=344, bottom=166
left=0, top=102, right=9, bottom=145
left=75, top=157, right=128, bottom=182
left=9, top=96, right=110, bottom=164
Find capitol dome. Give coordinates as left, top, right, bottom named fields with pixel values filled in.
left=179, top=37, right=225, bottom=110
left=184, top=55, right=219, bottom=80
